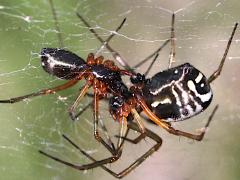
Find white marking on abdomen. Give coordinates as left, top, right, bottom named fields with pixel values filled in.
left=172, top=86, right=182, bottom=107
left=195, top=73, right=203, bottom=83
left=150, top=67, right=188, bottom=95
left=151, top=98, right=172, bottom=107
left=187, top=80, right=212, bottom=102
left=47, top=55, right=76, bottom=69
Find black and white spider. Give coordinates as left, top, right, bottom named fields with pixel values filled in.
left=0, top=7, right=238, bottom=179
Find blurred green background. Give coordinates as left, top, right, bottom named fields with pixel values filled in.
left=0, top=0, right=240, bottom=180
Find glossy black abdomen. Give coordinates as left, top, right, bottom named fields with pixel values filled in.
left=143, top=63, right=213, bottom=122
left=41, top=48, right=87, bottom=79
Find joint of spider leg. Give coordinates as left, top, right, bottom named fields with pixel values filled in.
left=103, top=59, right=115, bottom=68
left=189, top=132, right=205, bottom=141
left=109, top=154, right=122, bottom=163
left=129, top=86, right=143, bottom=99
left=68, top=111, right=76, bottom=121
left=44, top=89, right=55, bottom=94
left=102, top=60, right=122, bottom=72
left=0, top=99, right=14, bottom=104
left=86, top=53, right=95, bottom=65
left=94, top=131, right=102, bottom=142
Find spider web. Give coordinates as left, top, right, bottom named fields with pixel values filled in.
left=0, top=0, right=240, bottom=180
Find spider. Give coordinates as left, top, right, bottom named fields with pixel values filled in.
left=0, top=10, right=238, bottom=178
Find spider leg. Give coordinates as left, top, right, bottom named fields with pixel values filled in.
left=132, top=13, right=175, bottom=74
left=133, top=40, right=170, bottom=69
left=72, top=97, right=116, bottom=150
left=93, top=122, right=163, bottom=179
left=143, top=53, right=159, bottom=76
left=107, top=122, right=162, bottom=178
left=69, top=87, right=115, bottom=148
left=76, top=12, right=132, bottom=71
left=0, top=78, right=80, bottom=104
left=133, top=13, right=175, bottom=71
left=77, top=12, right=172, bottom=75
left=208, top=23, right=238, bottom=83
left=39, top=115, right=128, bottom=170
left=138, top=96, right=219, bottom=141
left=115, top=108, right=147, bottom=143
left=168, top=13, right=176, bottom=69
left=68, top=83, right=90, bottom=120
left=92, top=122, right=163, bottom=179
left=40, top=120, right=162, bottom=179
left=93, top=89, right=128, bottom=154
left=73, top=94, right=110, bottom=119
left=48, top=0, right=64, bottom=48
left=98, top=116, right=117, bottom=150
left=165, top=105, right=218, bottom=141
left=95, top=18, right=126, bottom=56
left=74, top=101, right=92, bottom=119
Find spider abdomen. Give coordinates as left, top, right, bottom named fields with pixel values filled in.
left=143, top=63, right=213, bottom=121
left=41, top=48, right=87, bottom=79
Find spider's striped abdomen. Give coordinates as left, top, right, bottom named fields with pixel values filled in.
left=41, top=48, right=87, bottom=79
left=143, top=63, right=213, bottom=122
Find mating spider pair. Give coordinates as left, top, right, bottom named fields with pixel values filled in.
left=0, top=10, right=238, bottom=178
